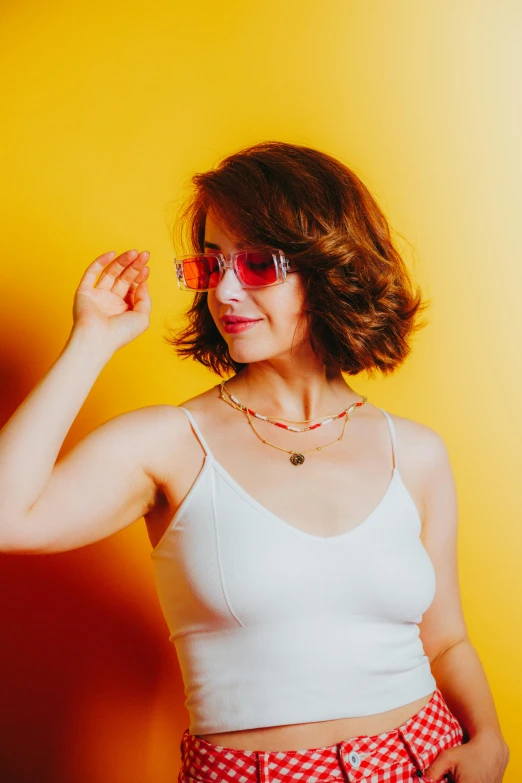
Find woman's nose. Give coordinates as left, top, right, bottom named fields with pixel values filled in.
left=213, top=266, right=246, bottom=302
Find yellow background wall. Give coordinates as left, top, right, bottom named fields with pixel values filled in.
left=0, top=1, right=520, bottom=780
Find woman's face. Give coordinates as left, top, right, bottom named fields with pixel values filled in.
left=204, top=210, right=311, bottom=367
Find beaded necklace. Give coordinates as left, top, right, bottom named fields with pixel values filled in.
left=220, top=379, right=365, bottom=432
left=219, top=379, right=368, bottom=465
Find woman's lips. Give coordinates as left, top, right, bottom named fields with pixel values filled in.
left=222, top=319, right=262, bottom=334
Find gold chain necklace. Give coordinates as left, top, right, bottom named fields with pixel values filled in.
left=244, top=406, right=355, bottom=465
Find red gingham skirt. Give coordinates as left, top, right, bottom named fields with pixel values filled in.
left=178, top=688, right=465, bottom=783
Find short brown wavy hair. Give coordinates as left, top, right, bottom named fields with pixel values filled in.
left=165, top=141, right=429, bottom=378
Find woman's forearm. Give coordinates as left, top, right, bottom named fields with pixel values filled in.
left=431, top=636, right=507, bottom=746
left=0, top=329, right=112, bottom=529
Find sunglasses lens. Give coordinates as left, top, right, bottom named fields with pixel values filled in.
left=180, top=250, right=281, bottom=290
left=236, top=250, right=278, bottom=286
left=182, top=255, right=220, bottom=290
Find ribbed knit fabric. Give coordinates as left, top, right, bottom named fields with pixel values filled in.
left=150, top=406, right=437, bottom=734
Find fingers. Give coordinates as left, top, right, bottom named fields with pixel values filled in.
left=78, top=251, right=116, bottom=290
left=79, top=250, right=150, bottom=294
left=124, top=265, right=150, bottom=309
left=110, top=251, right=150, bottom=298
left=96, top=249, right=149, bottom=292
left=133, top=268, right=152, bottom=315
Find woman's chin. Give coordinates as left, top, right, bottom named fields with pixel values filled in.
left=227, top=342, right=271, bottom=365
left=227, top=339, right=309, bottom=366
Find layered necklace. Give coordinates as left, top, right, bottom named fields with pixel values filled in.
left=219, top=379, right=368, bottom=466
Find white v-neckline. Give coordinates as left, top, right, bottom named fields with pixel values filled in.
left=210, top=456, right=402, bottom=544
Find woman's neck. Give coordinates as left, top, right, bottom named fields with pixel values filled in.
left=224, top=365, right=363, bottom=422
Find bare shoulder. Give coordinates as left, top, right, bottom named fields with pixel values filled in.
left=114, top=403, right=188, bottom=446
left=177, top=383, right=222, bottom=413
left=384, top=409, right=454, bottom=520
left=93, top=404, right=193, bottom=496
left=133, top=386, right=221, bottom=482
left=387, top=409, right=450, bottom=464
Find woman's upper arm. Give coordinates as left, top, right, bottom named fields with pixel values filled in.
left=417, top=428, right=469, bottom=663
left=7, top=405, right=177, bottom=555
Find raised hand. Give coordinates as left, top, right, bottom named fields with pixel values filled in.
left=72, top=249, right=152, bottom=353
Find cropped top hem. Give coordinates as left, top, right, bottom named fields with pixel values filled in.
left=174, top=616, right=437, bottom=734
left=187, top=676, right=438, bottom=735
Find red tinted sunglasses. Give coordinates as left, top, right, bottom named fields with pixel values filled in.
left=174, top=248, right=292, bottom=292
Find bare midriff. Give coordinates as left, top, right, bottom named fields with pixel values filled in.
left=196, top=691, right=435, bottom=751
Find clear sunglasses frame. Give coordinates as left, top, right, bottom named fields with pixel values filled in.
left=174, top=248, right=293, bottom=292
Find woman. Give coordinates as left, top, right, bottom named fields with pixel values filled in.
left=0, top=141, right=509, bottom=782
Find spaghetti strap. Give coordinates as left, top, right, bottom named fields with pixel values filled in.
left=379, top=408, right=397, bottom=472
left=178, top=406, right=213, bottom=459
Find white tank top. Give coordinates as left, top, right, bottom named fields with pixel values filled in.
left=150, top=406, right=437, bottom=734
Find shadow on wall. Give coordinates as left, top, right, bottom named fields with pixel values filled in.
left=0, top=549, right=175, bottom=782
left=0, top=334, right=187, bottom=783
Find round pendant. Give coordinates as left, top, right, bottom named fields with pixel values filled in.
left=290, top=452, right=305, bottom=466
